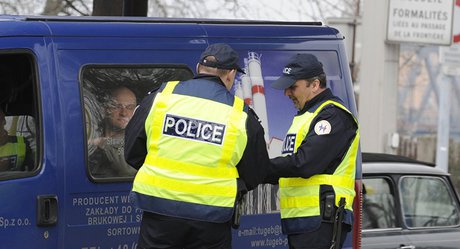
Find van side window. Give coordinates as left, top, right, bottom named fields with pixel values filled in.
left=0, top=53, right=39, bottom=179
left=81, top=66, right=193, bottom=181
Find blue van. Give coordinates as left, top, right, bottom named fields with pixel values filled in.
left=0, top=15, right=361, bottom=249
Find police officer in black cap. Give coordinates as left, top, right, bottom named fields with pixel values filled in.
left=124, top=43, right=270, bottom=249
left=266, top=54, right=360, bottom=249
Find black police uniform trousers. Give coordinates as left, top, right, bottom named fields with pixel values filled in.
left=137, top=211, right=232, bottom=249
left=287, top=222, right=351, bottom=249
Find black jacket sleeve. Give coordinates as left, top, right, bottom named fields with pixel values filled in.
left=235, top=107, right=270, bottom=192
left=124, top=91, right=158, bottom=169
left=267, top=105, right=357, bottom=182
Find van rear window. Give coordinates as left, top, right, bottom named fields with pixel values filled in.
left=81, top=65, right=193, bottom=181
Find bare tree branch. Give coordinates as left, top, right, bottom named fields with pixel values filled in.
left=76, top=0, right=91, bottom=14
left=149, top=0, right=167, bottom=17
left=41, top=0, right=65, bottom=15
left=4, top=0, right=360, bottom=21
left=0, top=2, right=20, bottom=14
left=64, top=0, right=88, bottom=16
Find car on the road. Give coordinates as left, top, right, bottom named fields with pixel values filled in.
left=361, top=153, right=460, bottom=249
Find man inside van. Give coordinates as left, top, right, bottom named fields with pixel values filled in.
left=265, top=54, right=360, bottom=249
left=124, top=43, right=270, bottom=249
left=89, top=86, right=138, bottom=177
left=0, top=108, right=33, bottom=171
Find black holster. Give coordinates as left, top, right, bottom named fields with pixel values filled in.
left=330, top=197, right=346, bottom=249
left=232, top=196, right=243, bottom=229
left=322, top=194, right=336, bottom=222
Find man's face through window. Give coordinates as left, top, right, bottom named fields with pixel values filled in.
left=107, top=87, right=136, bottom=131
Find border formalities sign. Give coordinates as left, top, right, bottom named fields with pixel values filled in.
left=387, top=0, right=455, bottom=46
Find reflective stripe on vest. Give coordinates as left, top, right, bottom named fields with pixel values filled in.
left=279, top=100, right=359, bottom=219
left=132, top=81, right=248, bottom=221
left=0, top=136, right=26, bottom=169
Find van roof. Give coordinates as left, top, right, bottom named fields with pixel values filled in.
left=0, top=15, right=341, bottom=39
left=3, top=15, right=324, bottom=25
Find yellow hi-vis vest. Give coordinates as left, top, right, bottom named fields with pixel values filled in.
left=0, top=136, right=26, bottom=170
left=132, top=81, right=248, bottom=222
left=279, top=100, right=359, bottom=220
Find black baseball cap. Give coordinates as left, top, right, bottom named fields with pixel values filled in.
left=271, top=54, right=324, bottom=90
left=199, top=43, right=244, bottom=73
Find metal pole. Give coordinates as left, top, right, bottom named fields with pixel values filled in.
left=350, top=0, right=360, bottom=83
left=435, top=73, right=451, bottom=172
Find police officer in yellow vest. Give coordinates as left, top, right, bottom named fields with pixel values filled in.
left=0, top=108, right=31, bottom=171
left=124, top=43, right=270, bottom=249
left=266, top=54, right=359, bottom=249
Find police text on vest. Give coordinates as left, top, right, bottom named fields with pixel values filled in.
left=282, top=134, right=296, bottom=154
left=163, top=114, right=226, bottom=145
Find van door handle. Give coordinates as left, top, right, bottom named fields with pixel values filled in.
left=37, top=195, right=58, bottom=226
left=400, top=245, right=416, bottom=249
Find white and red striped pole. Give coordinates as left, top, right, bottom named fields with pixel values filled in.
left=247, top=52, right=270, bottom=143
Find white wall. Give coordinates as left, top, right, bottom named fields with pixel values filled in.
left=358, top=0, right=400, bottom=154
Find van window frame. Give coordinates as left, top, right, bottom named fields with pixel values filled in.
left=79, top=64, right=194, bottom=183
left=0, top=49, right=42, bottom=181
